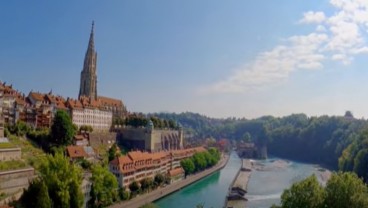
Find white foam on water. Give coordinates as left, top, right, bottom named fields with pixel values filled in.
left=247, top=193, right=282, bottom=201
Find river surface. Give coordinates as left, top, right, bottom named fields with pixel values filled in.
left=154, top=152, right=331, bottom=208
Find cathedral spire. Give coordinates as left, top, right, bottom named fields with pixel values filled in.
left=79, top=21, right=98, bottom=100
left=87, top=21, right=95, bottom=53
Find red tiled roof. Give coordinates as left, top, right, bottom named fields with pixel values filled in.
left=169, top=167, right=184, bottom=177
left=128, top=151, right=151, bottom=161
left=98, top=96, right=123, bottom=107
left=66, top=145, right=88, bottom=158
left=29, top=92, right=44, bottom=101
left=15, top=96, right=26, bottom=105
left=66, top=98, right=83, bottom=109
left=152, top=152, right=169, bottom=160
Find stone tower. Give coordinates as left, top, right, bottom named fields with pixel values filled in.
left=79, top=21, right=98, bottom=100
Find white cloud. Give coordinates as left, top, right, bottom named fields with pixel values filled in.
left=300, top=11, right=326, bottom=24
left=201, top=33, right=327, bottom=93
left=203, top=0, right=368, bottom=94
left=332, top=54, right=353, bottom=65
left=316, top=25, right=327, bottom=32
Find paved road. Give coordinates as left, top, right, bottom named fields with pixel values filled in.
left=109, top=154, right=230, bottom=208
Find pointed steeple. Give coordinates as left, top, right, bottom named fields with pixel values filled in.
left=87, top=21, right=95, bottom=54
left=79, top=21, right=98, bottom=100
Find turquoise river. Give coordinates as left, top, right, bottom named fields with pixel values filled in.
left=154, top=152, right=331, bottom=208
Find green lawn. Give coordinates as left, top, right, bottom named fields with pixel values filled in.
left=0, top=160, right=28, bottom=172
left=7, top=135, right=46, bottom=170
left=0, top=142, right=16, bottom=149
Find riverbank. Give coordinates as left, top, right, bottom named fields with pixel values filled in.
left=225, top=159, right=252, bottom=208
left=109, top=154, right=230, bottom=208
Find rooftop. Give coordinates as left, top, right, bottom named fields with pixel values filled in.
left=66, top=145, right=88, bottom=158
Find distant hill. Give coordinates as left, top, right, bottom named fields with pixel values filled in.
left=151, top=112, right=368, bottom=170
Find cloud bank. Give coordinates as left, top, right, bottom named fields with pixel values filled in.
left=204, top=0, right=368, bottom=94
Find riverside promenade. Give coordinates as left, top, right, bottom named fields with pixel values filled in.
left=109, top=154, right=230, bottom=208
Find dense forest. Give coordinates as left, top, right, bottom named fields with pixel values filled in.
left=153, top=111, right=368, bottom=180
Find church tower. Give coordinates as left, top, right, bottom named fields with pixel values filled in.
left=79, top=21, right=98, bottom=100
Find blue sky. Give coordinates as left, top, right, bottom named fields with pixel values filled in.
left=2, top=0, right=368, bottom=118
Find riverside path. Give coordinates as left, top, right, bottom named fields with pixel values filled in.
left=109, top=154, right=230, bottom=208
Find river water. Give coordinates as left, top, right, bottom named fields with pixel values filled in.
left=154, top=152, right=331, bottom=208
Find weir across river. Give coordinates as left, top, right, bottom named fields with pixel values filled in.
left=225, top=159, right=252, bottom=208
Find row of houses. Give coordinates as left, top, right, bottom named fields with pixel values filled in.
left=0, top=82, right=127, bottom=131
left=109, top=147, right=206, bottom=187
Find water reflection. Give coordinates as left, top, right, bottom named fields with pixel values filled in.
left=155, top=152, right=241, bottom=208
left=155, top=154, right=330, bottom=208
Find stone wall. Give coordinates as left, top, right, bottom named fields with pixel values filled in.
left=0, top=148, right=21, bottom=161
left=89, top=132, right=117, bottom=148
left=118, top=128, right=152, bottom=151
left=151, top=129, right=183, bottom=151
left=118, top=128, right=183, bottom=152
left=0, top=168, right=35, bottom=205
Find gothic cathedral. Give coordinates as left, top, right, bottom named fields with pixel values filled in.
left=79, top=21, right=98, bottom=100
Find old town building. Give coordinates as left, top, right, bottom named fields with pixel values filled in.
left=109, top=147, right=206, bottom=188
left=66, top=97, right=113, bottom=131
left=0, top=23, right=127, bottom=131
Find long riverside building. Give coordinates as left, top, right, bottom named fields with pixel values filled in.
left=109, top=147, right=206, bottom=188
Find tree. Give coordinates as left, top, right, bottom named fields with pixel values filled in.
left=325, top=172, right=368, bottom=208
left=119, top=187, right=130, bottom=201
left=20, top=179, right=51, bottom=208
left=181, top=158, right=195, bottom=176
left=242, top=132, right=252, bottom=142
left=203, top=152, right=216, bottom=167
left=79, top=125, right=93, bottom=132
left=280, top=175, right=325, bottom=208
left=8, top=121, right=32, bottom=137
left=51, top=110, right=76, bottom=146
left=208, top=147, right=221, bottom=162
left=129, top=181, right=141, bottom=196
left=344, top=111, right=354, bottom=118
left=353, top=149, right=368, bottom=182
left=192, top=153, right=207, bottom=172
left=154, top=173, right=165, bottom=186
left=279, top=172, right=368, bottom=208
left=140, top=178, right=154, bottom=193
left=89, top=165, right=119, bottom=207
left=108, top=143, right=121, bottom=162
left=39, top=152, right=84, bottom=208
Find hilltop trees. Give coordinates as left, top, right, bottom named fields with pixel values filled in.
left=89, top=165, right=119, bottom=207
left=108, top=143, right=121, bottom=162
left=339, top=129, right=368, bottom=182
left=154, top=112, right=368, bottom=169
left=19, top=152, right=85, bottom=208
left=41, top=153, right=84, bottom=208
left=79, top=125, right=93, bottom=133
left=20, top=179, right=52, bottom=208
left=324, top=172, right=368, bottom=208
left=275, top=172, right=368, bottom=208
left=7, top=120, right=31, bottom=137
left=51, top=110, right=76, bottom=146
left=280, top=175, right=325, bottom=208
